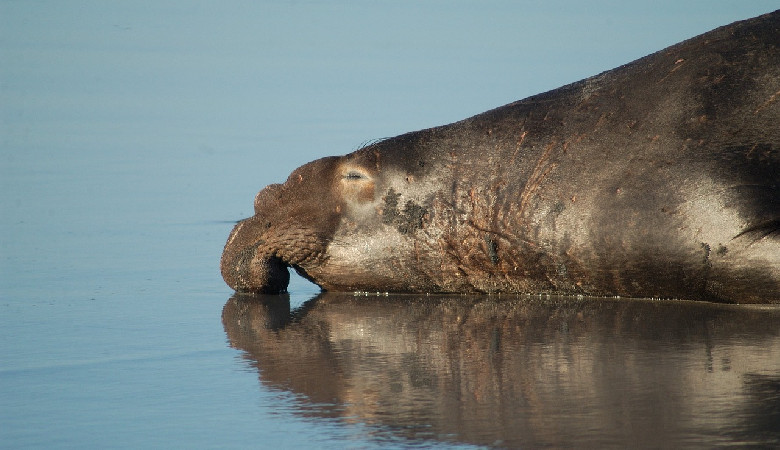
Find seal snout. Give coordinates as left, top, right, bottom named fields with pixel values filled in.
left=221, top=216, right=290, bottom=294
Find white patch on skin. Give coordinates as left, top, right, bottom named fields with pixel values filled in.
left=319, top=226, right=421, bottom=290
left=327, top=228, right=409, bottom=265
left=677, top=180, right=745, bottom=244
left=225, top=221, right=246, bottom=248
left=679, top=180, right=780, bottom=276
left=346, top=200, right=380, bottom=221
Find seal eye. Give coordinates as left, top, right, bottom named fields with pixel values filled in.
left=344, top=171, right=367, bottom=180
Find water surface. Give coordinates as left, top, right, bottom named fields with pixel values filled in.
left=224, top=293, right=780, bottom=448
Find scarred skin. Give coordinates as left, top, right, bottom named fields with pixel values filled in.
left=221, top=11, right=780, bottom=303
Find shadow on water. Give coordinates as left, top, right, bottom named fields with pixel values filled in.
left=222, top=293, right=780, bottom=448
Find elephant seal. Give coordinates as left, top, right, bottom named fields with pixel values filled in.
left=221, top=11, right=780, bottom=303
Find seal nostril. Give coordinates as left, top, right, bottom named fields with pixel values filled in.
left=265, top=222, right=272, bottom=229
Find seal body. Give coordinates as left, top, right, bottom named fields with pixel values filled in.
left=222, top=11, right=780, bottom=303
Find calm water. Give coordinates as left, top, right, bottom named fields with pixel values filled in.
left=2, top=2, right=779, bottom=448
left=224, top=294, right=780, bottom=448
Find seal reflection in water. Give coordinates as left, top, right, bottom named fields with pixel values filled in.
left=221, top=12, right=780, bottom=303
left=222, top=293, right=780, bottom=448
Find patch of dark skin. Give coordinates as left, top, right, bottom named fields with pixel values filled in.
left=382, top=189, right=402, bottom=227
left=484, top=234, right=499, bottom=265
left=382, top=188, right=427, bottom=234
left=701, top=242, right=712, bottom=268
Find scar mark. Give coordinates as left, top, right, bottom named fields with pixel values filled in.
left=509, top=131, right=529, bottom=166
left=518, top=141, right=558, bottom=218
left=468, top=220, right=537, bottom=248
left=754, top=89, right=780, bottom=114
left=657, top=58, right=685, bottom=83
